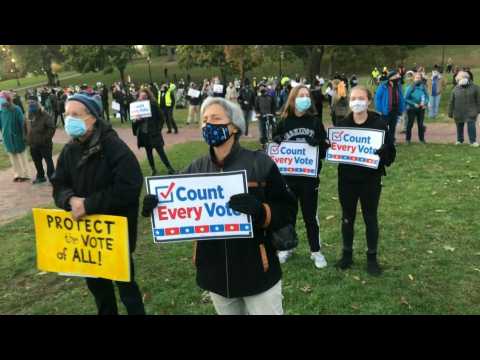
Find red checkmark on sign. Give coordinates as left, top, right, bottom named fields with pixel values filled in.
left=159, top=182, right=176, bottom=200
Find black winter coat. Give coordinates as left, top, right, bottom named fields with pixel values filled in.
left=132, top=101, right=165, bottom=148
left=184, top=141, right=298, bottom=298
left=51, top=120, right=144, bottom=252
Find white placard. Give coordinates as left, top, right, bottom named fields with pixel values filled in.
left=213, top=84, right=224, bottom=94
left=266, top=141, right=319, bottom=178
left=290, top=80, right=299, bottom=88
left=187, top=88, right=201, bottom=98
left=111, top=101, right=120, bottom=112
left=326, top=127, right=385, bottom=169
left=145, top=171, right=253, bottom=244
left=129, top=100, right=152, bottom=120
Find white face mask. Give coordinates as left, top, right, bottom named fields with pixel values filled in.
left=459, top=78, right=469, bottom=86
left=349, top=99, right=368, bottom=113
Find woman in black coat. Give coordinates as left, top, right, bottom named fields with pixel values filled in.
left=132, top=88, right=176, bottom=175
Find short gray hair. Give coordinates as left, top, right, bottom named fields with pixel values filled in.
left=200, top=96, right=246, bottom=135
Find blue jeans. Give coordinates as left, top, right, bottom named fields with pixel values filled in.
left=456, top=120, right=477, bottom=144
left=429, top=94, right=441, bottom=118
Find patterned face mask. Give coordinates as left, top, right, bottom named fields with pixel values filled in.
left=202, top=123, right=231, bottom=147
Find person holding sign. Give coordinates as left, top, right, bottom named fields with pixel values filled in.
left=272, top=85, right=330, bottom=269
left=142, top=97, right=297, bottom=315
left=335, top=86, right=396, bottom=276
left=133, top=89, right=176, bottom=176
left=51, top=93, right=146, bottom=315
left=186, top=83, right=202, bottom=125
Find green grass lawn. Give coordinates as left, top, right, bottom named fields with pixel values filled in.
left=0, top=140, right=479, bottom=315
left=0, top=143, right=63, bottom=171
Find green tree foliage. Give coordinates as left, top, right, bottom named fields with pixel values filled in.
left=61, top=45, right=138, bottom=84
left=9, top=45, right=64, bottom=85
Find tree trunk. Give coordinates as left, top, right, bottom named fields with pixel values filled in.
left=119, top=67, right=126, bottom=86
left=45, top=68, right=55, bottom=86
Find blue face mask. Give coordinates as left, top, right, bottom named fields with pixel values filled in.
left=202, top=123, right=231, bottom=147
left=28, top=104, right=38, bottom=113
left=295, top=97, right=311, bottom=113
left=65, top=116, right=87, bottom=138
left=0, top=97, right=7, bottom=107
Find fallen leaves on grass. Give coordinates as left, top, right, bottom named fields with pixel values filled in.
left=36, top=272, right=47, bottom=276
left=325, top=215, right=335, bottom=221
left=351, top=304, right=360, bottom=310
left=431, top=191, right=437, bottom=196
left=408, top=274, right=414, bottom=281
left=300, top=285, right=312, bottom=293
left=473, top=268, right=480, bottom=273
left=142, top=293, right=150, bottom=302
left=352, top=276, right=361, bottom=281
left=400, top=296, right=412, bottom=309
left=443, top=245, right=455, bottom=252
left=435, top=209, right=447, bottom=213
left=427, top=250, right=433, bottom=254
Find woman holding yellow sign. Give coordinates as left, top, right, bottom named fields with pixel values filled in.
left=335, top=86, right=396, bottom=276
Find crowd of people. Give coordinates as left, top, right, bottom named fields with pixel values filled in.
left=0, top=59, right=479, bottom=315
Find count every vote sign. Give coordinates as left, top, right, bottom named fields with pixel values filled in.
left=145, top=171, right=253, bottom=243
left=326, top=127, right=385, bottom=169
left=266, top=141, right=319, bottom=178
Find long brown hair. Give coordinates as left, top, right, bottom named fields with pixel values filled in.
left=280, top=85, right=317, bottom=119
left=139, top=87, right=155, bottom=103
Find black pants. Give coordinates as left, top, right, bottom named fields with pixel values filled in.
left=85, top=256, right=145, bottom=315
left=338, top=176, right=382, bottom=255
left=59, top=112, right=65, bottom=127
left=406, top=108, right=425, bottom=142
left=145, top=144, right=173, bottom=171
left=242, top=109, right=252, bottom=136
left=30, top=144, right=55, bottom=180
left=103, top=103, right=110, bottom=122
left=162, top=107, right=178, bottom=133
left=383, top=112, right=399, bottom=144
left=286, top=177, right=321, bottom=252
left=120, top=105, right=128, bottom=123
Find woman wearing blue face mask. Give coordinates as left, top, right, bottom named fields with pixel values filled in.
left=272, top=85, right=330, bottom=269
left=141, top=97, right=297, bottom=315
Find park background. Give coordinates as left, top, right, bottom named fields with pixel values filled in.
left=0, top=45, right=479, bottom=314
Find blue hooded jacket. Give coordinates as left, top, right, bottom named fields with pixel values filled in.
left=374, top=81, right=406, bottom=116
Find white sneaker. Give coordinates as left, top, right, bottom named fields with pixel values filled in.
left=471, top=142, right=479, bottom=147
left=278, top=250, right=293, bottom=264
left=310, top=251, right=328, bottom=269
left=455, top=141, right=462, bottom=145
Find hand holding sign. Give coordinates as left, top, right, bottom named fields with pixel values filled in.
left=142, top=195, right=159, bottom=217
left=228, top=194, right=264, bottom=225
left=70, top=197, right=86, bottom=221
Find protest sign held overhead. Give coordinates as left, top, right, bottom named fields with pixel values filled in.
left=146, top=171, right=253, bottom=244
left=266, top=141, right=319, bottom=178
left=32, top=209, right=130, bottom=282
left=129, top=100, right=152, bottom=120
left=326, top=127, right=385, bottom=169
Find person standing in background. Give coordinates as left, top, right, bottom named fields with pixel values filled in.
left=0, top=91, right=30, bottom=182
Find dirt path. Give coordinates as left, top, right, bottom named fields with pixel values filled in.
left=0, top=121, right=469, bottom=225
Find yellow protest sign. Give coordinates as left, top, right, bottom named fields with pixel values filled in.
left=32, top=208, right=130, bottom=282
